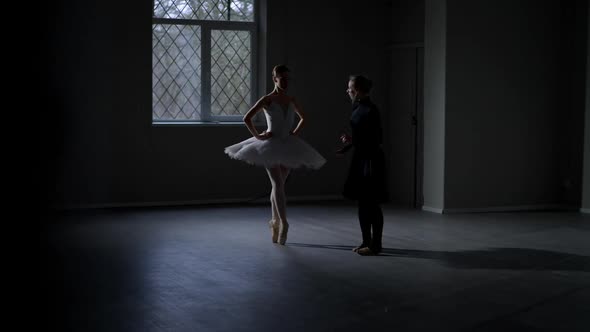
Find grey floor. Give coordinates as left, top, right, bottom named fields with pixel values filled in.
left=42, top=202, right=590, bottom=332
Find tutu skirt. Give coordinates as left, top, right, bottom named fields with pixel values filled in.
left=224, top=135, right=326, bottom=169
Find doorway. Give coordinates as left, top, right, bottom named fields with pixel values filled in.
left=388, top=45, right=424, bottom=208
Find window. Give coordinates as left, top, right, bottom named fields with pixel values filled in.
left=152, top=0, right=257, bottom=123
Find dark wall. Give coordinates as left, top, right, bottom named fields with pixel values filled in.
left=44, top=0, right=588, bottom=211
left=45, top=0, right=390, bottom=208
left=444, top=0, right=587, bottom=209
left=388, top=0, right=426, bottom=207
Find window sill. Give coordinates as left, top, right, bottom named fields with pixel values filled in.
left=152, top=121, right=247, bottom=127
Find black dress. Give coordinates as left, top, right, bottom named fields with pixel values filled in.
left=342, top=97, right=388, bottom=203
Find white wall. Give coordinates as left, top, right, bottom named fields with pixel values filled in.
left=583, top=1, right=590, bottom=214
left=423, top=0, right=447, bottom=212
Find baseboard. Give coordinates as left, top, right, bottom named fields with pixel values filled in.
left=422, top=206, right=444, bottom=214
left=581, top=208, right=590, bottom=214
left=442, top=204, right=578, bottom=214
left=57, top=195, right=344, bottom=211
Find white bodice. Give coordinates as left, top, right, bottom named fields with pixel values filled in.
left=264, top=101, right=295, bottom=139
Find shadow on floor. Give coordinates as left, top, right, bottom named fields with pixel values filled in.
left=287, top=243, right=590, bottom=272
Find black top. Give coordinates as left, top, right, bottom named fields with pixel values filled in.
left=350, top=96, right=382, bottom=155
left=342, top=95, right=388, bottom=202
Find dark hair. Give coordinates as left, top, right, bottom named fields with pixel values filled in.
left=272, top=64, right=290, bottom=77
left=349, top=75, right=372, bottom=93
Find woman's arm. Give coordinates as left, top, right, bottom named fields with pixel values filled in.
left=291, top=97, right=306, bottom=135
left=243, top=96, right=271, bottom=140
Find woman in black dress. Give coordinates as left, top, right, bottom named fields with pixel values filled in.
left=339, top=75, right=387, bottom=255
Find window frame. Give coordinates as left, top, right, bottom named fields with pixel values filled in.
left=152, top=1, right=259, bottom=125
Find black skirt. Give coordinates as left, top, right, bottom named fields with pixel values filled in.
left=342, top=148, right=388, bottom=202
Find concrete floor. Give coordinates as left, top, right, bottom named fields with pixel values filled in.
left=41, top=202, right=590, bottom=331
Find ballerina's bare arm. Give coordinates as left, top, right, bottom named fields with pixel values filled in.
left=243, top=96, right=272, bottom=140
left=291, top=97, right=306, bottom=135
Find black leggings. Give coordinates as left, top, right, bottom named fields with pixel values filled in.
left=358, top=200, right=383, bottom=249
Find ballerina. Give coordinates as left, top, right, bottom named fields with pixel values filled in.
left=224, top=65, right=326, bottom=245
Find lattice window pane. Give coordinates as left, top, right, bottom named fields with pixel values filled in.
left=154, top=0, right=227, bottom=21
left=153, top=24, right=202, bottom=121
left=230, top=1, right=254, bottom=22
left=154, top=1, right=254, bottom=22
left=211, top=30, right=251, bottom=116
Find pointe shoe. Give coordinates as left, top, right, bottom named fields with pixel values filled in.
left=278, top=223, right=289, bottom=245
left=269, top=220, right=279, bottom=243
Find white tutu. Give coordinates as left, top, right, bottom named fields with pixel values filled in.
left=225, top=135, right=326, bottom=169
left=224, top=100, right=326, bottom=169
